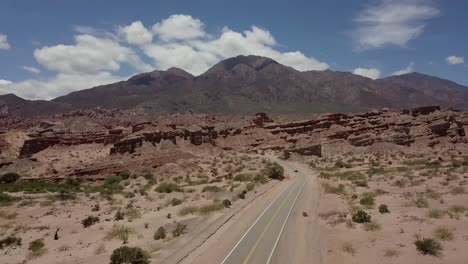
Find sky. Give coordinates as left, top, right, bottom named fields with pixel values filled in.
left=0, top=0, right=467, bottom=100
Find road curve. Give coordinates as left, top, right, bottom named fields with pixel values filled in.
left=220, top=161, right=306, bottom=264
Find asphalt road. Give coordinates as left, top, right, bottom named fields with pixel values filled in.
left=220, top=161, right=306, bottom=264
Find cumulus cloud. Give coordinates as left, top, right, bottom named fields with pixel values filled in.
left=118, top=21, right=153, bottom=46
left=353, top=67, right=381, bottom=79
left=0, top=72, right=127, bottom=100
left=446, top=56, right=464, bottom=65
left=0, top=33, right=10, bottom=50
left=140, top=16, right=329, bottom=75
left=34, top=34, right=152, bottom=74
left=353, top=0, right=439, bottom=50
left=0, top=79, right=13, bottom=85
left=22, top=66, right=41, bottom=74
left=392, top=62, right=415, bottom=75
left=152, top=14, right=207, bottom=42
left=0, top=14, right=329, bottom=100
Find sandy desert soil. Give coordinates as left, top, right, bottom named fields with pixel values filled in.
left=0, top=153, right=282, bottom=264
left=310, top=151, right=468, bottom=264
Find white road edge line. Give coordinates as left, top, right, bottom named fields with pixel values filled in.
left=266, top=171, right=307, bottom=264
left=220, top=181, right=292, bottom=264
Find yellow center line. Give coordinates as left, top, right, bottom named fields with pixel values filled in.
left=242, top=184, right=295, bottom=264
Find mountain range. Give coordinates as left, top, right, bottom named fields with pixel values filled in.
left=1, top=55, right=468, bottom=117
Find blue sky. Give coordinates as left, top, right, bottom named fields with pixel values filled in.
left=0, top=0, right=467, bottom=99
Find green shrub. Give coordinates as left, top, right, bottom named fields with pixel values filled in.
left=265, top=162, right=285, bottom=180
left=82, top=215, right=100, bottom=228
left=28, top=239, right=46, bottom=258
left=359, top=196, right=375, bottom=207
left=202, top=186, right=222, bottom=193
left=155, top=182, right=181, bottom=193
left=118, top=172, right=131, bottom=180
left=110, top=246, right=149, bottom=264
left=172, top=223, right=187, bottom=237
left=0, top=173, right=21, bottom=183
left=223, top=199, right=232, bottom=208
left=171, top=198, right=183, bottom=206
left=142, top=173, right=156, bottom=184
left=414, top=238, right=442, bottom=256
left=0, top=180, right=81, bottom=194
left=0, top=192, right=21, bottom=206
left=434, top=227, right=454, bottom=241
left=233, top=174, right=252, bottom=182
left=378, top=204, right=390, bottom=214
left=238, top=190, right=247, bottom=199
left=154, top=227, right=166, bottom=240
left=352, top=210, right=371, bottom=223
left=0, top=235, right=22, bottom=250
left=253, top=174, right=268, bottom=184
left=415, top=197, right=429, bottom=208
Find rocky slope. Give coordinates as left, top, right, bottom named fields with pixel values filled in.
left=1, top=106, right=467, bottom=180
left=1, top=55, right=468, bottom=118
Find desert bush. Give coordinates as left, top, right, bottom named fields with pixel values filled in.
left=0, top=180, right=81, bottom=194
left=198, top=202, right=224, bottom=215
left=0, top=235, right=22, bottom=250
left=414, top=197, right=429, bottom=208
left=352, top=210, right=371, bottom=223
left=82, top=215, right=100, bottom=228
left=0, top=192, right=21, bottom=206
left=450, top=186, right=465, bottom=195
left=202, top=185, right=222, bottom=193
left=106, top=225, right=133, bottom=243
left=28, top=239, right=46, bottom=258
left=378, top=204, right=390, bottom=214
left=114, top=209, right=125, bottom=220
left=363, top=220, right=381, bottom=231
left=142, top=173, right=156, bottom=184
left=172, top=223, right=187, bottom=237
left=246, top=182, right=255, bottom=192
left=384, top=249, right=400, bottom=257
left=154, top=227, right=166, bottom=240
left=414, top=238, right=442, bottom=256
left=178, top=206, right=198, bottom=216
left=253, top=174, right=268, bottom=184
left=171, top=198, right=183, bottom=206
left=110, top=246, right=149, bottom=264
left=118, top=172, right=131, bottom=180
left=265, top=162, right=285, bottom=180
left=427, top=209, right=444, bottom=219
left=222, top=199, right=232, bottom=208
left=233, top=174, right=252, bottom=182
left=434, top=226, right=454, bottom=241
left=323, top=183, right=345, bottom=195
left=0, top=172, right=21, bottom=183
left=155, top=182, right=181, bottom=193
left=359, top=196, right=375, bottom=208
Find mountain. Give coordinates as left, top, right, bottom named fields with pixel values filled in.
left=0, top=94, right=71, bottom=117
left=2, top=55, right=468, bottom=117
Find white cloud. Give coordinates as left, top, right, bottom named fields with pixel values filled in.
left=392, top=62, right=415, bottom=75
left=22, top=66, right=41, bottom=74
left=353, top=0, right=439, bottom=50
left=0, top=72, right=127, bottom=100
left=0, top=79, right=13, bottom=85
left=118, top=21, right=153, bottom=46
left=353, top=67, right=381, bottom=79
left=142, top=18, right=329, bottom=75
left=152, top=14, right=207, bottom=42
left=1, top=14, right=329, bottom=100
left=34, top=34, right=152, bottom=74
left=0, top=33, right=11, bottom=50
left=446, top=56, right=464, bottom=65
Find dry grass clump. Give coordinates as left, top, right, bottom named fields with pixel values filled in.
left=105, top=225, right=135, bottom=243
left=427, top=209, right=445, bottom=219
left=342, top=241, right=356, bottom=256
left=178, top=202, right=224, bottom=216
left=363, top=220, right=381, bottom=232
left=322, top=183, right=346, bottom=195
left=434, top=226, right=455, bottom=241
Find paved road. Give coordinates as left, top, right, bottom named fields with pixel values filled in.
left=221, top=162, right=306, bottom=264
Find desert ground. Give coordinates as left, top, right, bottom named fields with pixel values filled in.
left=1, top=107, right=468, bottom=263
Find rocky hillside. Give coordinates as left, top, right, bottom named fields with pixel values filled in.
left=1, top=55, right=468, bottom=117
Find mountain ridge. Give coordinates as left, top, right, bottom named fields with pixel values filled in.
left=1, top=55, right=468, bottom=117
